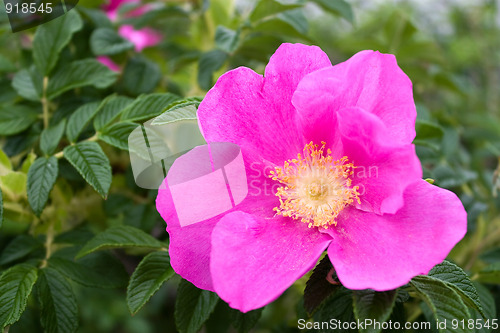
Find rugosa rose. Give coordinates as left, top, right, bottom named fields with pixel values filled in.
left=156, top=43, right=467, bottom=312
left=102, top=0, right=162, bottom=48
left=98, top=0, right=162, bottom=70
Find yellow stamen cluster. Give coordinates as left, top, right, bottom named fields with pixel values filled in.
left=269, top=142, right=360, bottom=229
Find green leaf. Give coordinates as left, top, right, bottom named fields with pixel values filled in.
left=66, top=102, right=101, bottom=143
left=352, top=289, right=397, bottom=333
left=0, top=235, right=43, bottom=265
left=11, top=67, right=43, bottom=101
left=76, top=225, right=164, bottom=259
left=385, top=302, right=406, bottom=333
left=313, top=287, right=355, bottom=333
left=411, top=276, right=471, bottom=332
left=427, top=260, right=485, bottom=318
left=27, top=157, right=58, bottom=216
left=253, top=15, right=310, bottom=40
left=78, top=7, right=113, bottom=28
left=0, top=264, right=38, bottom=329
left=0, top=187, right=3, bottom=229
left=476, top=262, right=500, bottom=284
left=47, top=59, right=118, bottom=100
left=205, top=302, right=233, bottom=333
left=230, top=307, right=263, bottom=333
left=127, top=251, right=175, bottom=315
left=198, top=50, right=228, bottom=90
left=33, top=10, right=83, bottom=75
left=0, top=172, right=27, bottom=195
left=470, top=282, right=496, bottom=333
left=215, top=26, right=240, bottom=53
left=54, top=228, right=94, bottom=245
left=119, top=57, right=162, bottom=95
left=93, top=95, right=134, bottom=131
left=415, top=120, right=445, bottom=140
left=0, top=105, right=39, bottom=136
left=98, top=122, right=138, bottom=151
left=127, top=123, right=168, bottom=161
left=277, top=9, right=308, bottom=35
left=303, top=256, right=340, bottom=315
left=37, top=268, right=78, bottom=333
left=40, top=119, right=66, bottom=155
left=250, top=0, right=302, bottom=22
left=238, top=35, right=282, bottom=62
left=120, top=93, right=180, bottom=122
left=480, top=247, right=500, bottom=264
left=21, top=152, right=36, bottom=174
left=311, top=0, right=354, bottom=23
left=0, top=55, right=16, bottom=73
left=90, top=28, right=134, bottom=56
left=175, top=279, right=219, bottom=333
left=63, top=142, right=112, bottom=198
left=49, top=253, right=128, bottom=289
left=151, top=101, right=199, bottom=125
left=0, top=149, right=12, bottom=171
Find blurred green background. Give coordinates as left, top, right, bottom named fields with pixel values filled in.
left=0, top=0, right=499, bottom=332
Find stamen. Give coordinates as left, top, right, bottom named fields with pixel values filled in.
left=269, top=142, right=360, bottom=229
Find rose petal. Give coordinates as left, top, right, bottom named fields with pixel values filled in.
left=157, top=179, right=218, bottom=291
left=156, top=149, right=280, bottom=291
left=292, top=71, right=341, bottom=148
left=197, top=43, right=331, bottom=165
left=293, top=50, right=416, bottom=145
left=103, top=0, right=139, bottom=21
left=211, top=211, right=332, bottom=312
left=337, top=107, right=422, bottom=214
left=97, top=56, right=121, bottom=72
left=326, top=179, right=467, bottom=291
left=118, top=25, right=162, bottom=52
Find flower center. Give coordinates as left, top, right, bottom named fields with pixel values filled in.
left=269, top=142, right=360, bottom=229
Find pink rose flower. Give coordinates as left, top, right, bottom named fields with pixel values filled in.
left=103, top=0, right=150, bottom=22
left=156, top=43, right=467, bottom=312
left=118, top=25, right=163, bottom=52
left=102, top=0, right=163, bottom=53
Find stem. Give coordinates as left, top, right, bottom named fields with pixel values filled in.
left=40, top=221, right=54, bottom=268
left=42, top=76, right=49, bottom=129
left=407, top=306, right=423, bottom=322
left=3, top=325, right=10, bottom=333
left=53, top=133, right=99, bottom=159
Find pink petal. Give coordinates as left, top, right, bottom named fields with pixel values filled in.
left=197, top=43, right=331, bottom=165
left=326, top=179, right=467, bottom=291
left=103, top=0, right=139, bottom=21
left=210, top=211, right=332, bottom=312
left=263, top=43, right=331, bottom=112
left=96, top=56, right=121, bottom=72
left=337, top=107, right=422, bottom=214
left=156, top=147, right=281, bottom=291
left=167, top=143, right=248, bottom=227
left=292, top=72, right=341, bottom=149
left=103, top=0, right=137, bottom=12
left=293, top=50, right=416, bottom=145
left=118, top=25, right=162, bottom=52
left=157, top=178, right=217, bottom=291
